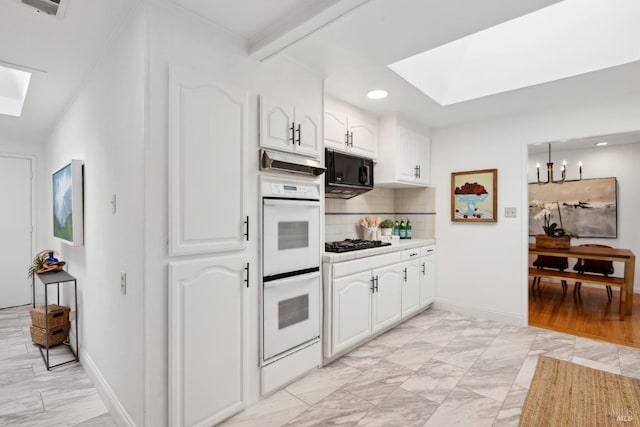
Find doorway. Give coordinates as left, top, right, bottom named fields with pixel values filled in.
left=0, top=155, right=33, bottom=308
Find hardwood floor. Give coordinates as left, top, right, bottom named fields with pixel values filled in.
left=529, top=279, right=640, bottom=348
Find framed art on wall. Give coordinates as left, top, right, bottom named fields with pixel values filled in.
left=451, top=168, right=498, bottom=222
left=52, top=159, right=84, bottom=246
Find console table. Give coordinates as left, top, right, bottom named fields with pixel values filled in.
left=529, top=244, right=635, bottom=320
left=32, top=271, right=79, bottom=370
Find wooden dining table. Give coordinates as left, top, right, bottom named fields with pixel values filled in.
left=529, top=244, right=636, bottom=320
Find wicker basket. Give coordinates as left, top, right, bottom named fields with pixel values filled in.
left=30, top=323, right=70, bottom=348
left=30, top=305, right=70, bottom=329
left=535, top=234, right=571, bottom=249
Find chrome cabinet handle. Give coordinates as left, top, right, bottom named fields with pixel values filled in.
left=375, top=276, right=379, bottom=292
left=289, top=122, right=295, bottom=145
left=296, top=124, right=301, bottom=145
left=349, top=131, right=354, bottom=147
left=244, top=216, right=249, bottom=241
left=403, top=268, right=407, bottom=282
left=421, top=262, right=426, bottom=275
left=370, top=276, right=375, bottom=293
left=244, top=263, right=250, bottom=288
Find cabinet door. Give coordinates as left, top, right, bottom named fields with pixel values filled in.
left=294, top=107, right=321, bottom=158
left=397, top=126, right=417, bottom=183
left=420, top=251, right=436, bottom=308
left=348, top=115, right=378, bottom=159
left=401, top=260, right=421, bottom=318
left=169, top=65, right=247, bottom=256
left=372, top=264, right=402, bottom=333
left=333, top=271, right=373, bottom=354
left=415, top=133, right=431, bottom=185
left=324, top=109, right=348, bottom=152
left=170, top=255, right=248, bottom=427
left=260, top=96, right=295, bottom=152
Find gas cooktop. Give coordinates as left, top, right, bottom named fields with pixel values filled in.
left=325, top=239, right=392, bottom=253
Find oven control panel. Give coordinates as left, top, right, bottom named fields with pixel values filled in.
left=270, top=184, right=318, bottom=198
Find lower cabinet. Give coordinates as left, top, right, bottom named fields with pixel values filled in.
left=327, top=245, right=435, bottom=358
left=169, top=254, right=248, bottom=427
left=419, top=246, right=436, bottom=308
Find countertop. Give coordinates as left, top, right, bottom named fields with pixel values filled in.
left=323, top=238, right=436, bottom=263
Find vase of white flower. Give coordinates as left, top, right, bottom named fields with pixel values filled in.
left=531, top=200, right=577, bottom=249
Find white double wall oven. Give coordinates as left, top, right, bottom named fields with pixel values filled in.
left=260, top=175, right=322, bottom=365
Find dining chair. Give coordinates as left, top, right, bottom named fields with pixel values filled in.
left=573, top=244, right=615, bottom=300
left=532, top=255, right=569, bottom=292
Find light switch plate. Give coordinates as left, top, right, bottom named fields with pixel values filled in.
left=504, top=207, right=517, bottom=218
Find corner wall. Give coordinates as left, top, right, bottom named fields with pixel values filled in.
left=43, top=5, right=146, bottom=425
left=431, top=93, right=640, bottom=324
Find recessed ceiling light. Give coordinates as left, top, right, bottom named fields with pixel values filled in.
left=595, top=141, right=609, bottom=146
left=367, top=90, right=388, bottom=99
left=388, top=0, right=640, bottom=105
left=0, top=64, right=32, bottom=117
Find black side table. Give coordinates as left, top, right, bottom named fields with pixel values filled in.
left=32, top=271, right=79, bottom=370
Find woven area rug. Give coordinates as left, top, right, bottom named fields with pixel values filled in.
left=519, top=355, right=640, bottom=426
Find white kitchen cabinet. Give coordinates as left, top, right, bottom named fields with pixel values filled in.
left=332, top=271, right=373, bottom=354
left=169, top=65, right=248, bottom=256
left=260, top=96, right=321, bottom=159
left=419, top=245, right=436, bottom=308
left=324, top=97, right=378, bottom=159
left=169, top=255, right=249, bottom=427
left=401, top=258, right=421, bottom=318
left=377, top=114, right=431, bottom=187
left=371, top=264, right=403, bottom=333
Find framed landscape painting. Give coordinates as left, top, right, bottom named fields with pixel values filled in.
left=53, top=159, right=84, bottom=246
left=528, top=177, right=617, bottom=238
left=451, top=168, right=498, bottom=222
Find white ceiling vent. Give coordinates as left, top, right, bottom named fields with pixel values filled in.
left=20, top=0, right=66, bottom=17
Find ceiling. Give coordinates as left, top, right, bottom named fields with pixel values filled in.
left=2, top=0, right=640, bottom=144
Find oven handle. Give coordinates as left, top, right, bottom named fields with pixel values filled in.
left=263, top=198, right=320, bottom=207
left=263, top=271, right=320, bottom=289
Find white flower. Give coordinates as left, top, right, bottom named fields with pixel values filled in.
left=533, top=207, right=551, bottom=221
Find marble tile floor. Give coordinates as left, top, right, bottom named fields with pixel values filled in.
left=223, top=308, right=640, bottom=427
left=0, top=304, right=116, bottom=426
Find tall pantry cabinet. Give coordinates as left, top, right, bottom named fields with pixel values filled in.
left=167, top=65, right=250, bottom=427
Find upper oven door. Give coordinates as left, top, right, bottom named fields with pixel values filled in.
left=263, top=198, right=321, bottom=279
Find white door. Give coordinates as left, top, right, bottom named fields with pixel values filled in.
left=401, top=260, right=421, bottom=318
left=169, top=255, right=247, bottom=427
left=0, top=156, right=32, bottom=308
left=324, top=110, right=348, bottom=151
left=348, top=116, right=378, bottom=159
left=294, top=108, right=321, bottom=159
left=372, top=264, right=402, bottom=333
left=420, top=249, right=436, bottom=308
left=397, top=126, right=416, bottom=183
left=332, top=271, right=372, bottom=354
left=260, top=96, right=295, bottom=153
left=262, top=198, right=320, bottom=278
left=263, top=271, right=320, bottom=360
left=415, top=133, right=431, bottom=185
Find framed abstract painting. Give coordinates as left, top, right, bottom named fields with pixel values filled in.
left=52, top=159, right=84, bottom=246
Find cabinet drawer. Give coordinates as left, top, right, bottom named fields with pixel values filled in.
left=331, top=252, right=402, bottom=278
left=421, top=245, right=436, bottom=257
left=401, top=248, right=420, bottom=260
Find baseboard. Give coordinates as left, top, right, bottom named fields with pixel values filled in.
left=433, top=299, right=525, bottom=326
left=81, top=348, right=136, bottom=427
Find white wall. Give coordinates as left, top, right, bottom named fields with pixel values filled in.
left=144, top=2, right=325, bottom=425
left=431, top=94, right=640, bottom=324
left=528, top=141, right=640, bottom=289
left=43, top=4, right=146, bottom=425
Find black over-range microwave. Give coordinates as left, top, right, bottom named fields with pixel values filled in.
left=325, top=148, right=374, bottom=199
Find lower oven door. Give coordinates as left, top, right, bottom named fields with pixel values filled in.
left=263, top=271, right=320, bottom=361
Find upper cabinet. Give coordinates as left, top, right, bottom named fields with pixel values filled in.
left=168, top=65, right=248, bottom=256
left=260, top=96, right=321, bottom=159
left=376, top=114, right=431, bottom=187
left=324, top=96, right=378, bottom=159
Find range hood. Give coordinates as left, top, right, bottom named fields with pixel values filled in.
left=260, top=150, right=325, bottom=176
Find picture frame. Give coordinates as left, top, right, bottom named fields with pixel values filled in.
left=52, top=159, right=84, bottom=246
left=451, top=168, right=498, bottom=222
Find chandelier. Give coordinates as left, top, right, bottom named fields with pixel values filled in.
left=536, top=143, right=582, bottom=184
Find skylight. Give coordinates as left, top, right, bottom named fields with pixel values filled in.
left=388, top=0, right=640, bottom=106
left=0, top=64, right=32, bottom=117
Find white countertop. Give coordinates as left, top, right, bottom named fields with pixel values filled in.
left=323, top=238, right=436, bottom=263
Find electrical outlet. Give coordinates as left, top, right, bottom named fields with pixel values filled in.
left=120, top=272, right=127, bottom=295
left=504, top=207, right=517, bottom=218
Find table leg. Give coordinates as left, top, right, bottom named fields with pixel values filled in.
left=620, top=281, right=627, bottom=320
left=625, top=256, right=635, bottom=316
